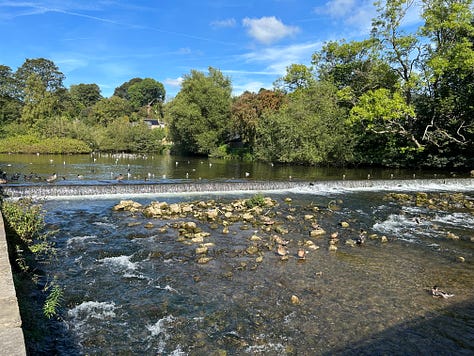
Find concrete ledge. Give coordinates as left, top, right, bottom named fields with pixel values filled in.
left=0, top=212, right=26, bottom=356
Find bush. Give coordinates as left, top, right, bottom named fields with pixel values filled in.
left=0, top=134, right=92, bottom=153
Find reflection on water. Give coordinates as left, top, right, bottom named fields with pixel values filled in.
left=0, top=153, right=465, bottom=184
left=37, top=189, right=474, bottom=355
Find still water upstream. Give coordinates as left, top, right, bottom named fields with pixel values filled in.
left=1, top=154, right=474, bottom=355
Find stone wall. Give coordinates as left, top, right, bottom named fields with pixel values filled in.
left=0, top=212, right=26, bottom=355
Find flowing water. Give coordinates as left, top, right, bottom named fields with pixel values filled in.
left=1, top=154, right=474, bottom=355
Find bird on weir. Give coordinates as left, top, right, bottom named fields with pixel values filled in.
left=46, top=173, right=57, bottom=183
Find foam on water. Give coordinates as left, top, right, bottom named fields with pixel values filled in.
left=155, top=284, right=179, bottom=293
left=68, top=301, right=117, bottom=320
left=245, top=342, right=288, bottom=354
left=432, top=212, right=474, bottom=229
left=3, top=178, right=473, bottom=200
left=372, top=214, right=429, bottom=242
left=98, top=255, right=138, bottom=271
left=146, top=315, right=177, bottom=354
left=66, top=235, right=97, bottom=247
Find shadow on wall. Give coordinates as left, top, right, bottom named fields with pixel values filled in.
left=327, top=298, right=474, bottom=355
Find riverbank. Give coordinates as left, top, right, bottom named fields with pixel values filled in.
left=0, top=212, right=26, bottom=356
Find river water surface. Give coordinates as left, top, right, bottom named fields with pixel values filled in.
left=1, top=154, right=473, bottom=355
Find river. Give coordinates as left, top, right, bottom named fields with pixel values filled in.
left=1, top=153, right=473, bottom=355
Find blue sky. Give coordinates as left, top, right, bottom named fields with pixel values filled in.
left=0, top=1, right=420, bottom=99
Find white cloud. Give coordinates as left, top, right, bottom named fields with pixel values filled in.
left=210, top=18, right=236, bottom=28
left=242, top=16, right=299, bottom=45
left=164, top=77, right=183, bottom=87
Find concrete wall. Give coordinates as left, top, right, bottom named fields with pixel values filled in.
left=0, top=212, right=26, bottom=356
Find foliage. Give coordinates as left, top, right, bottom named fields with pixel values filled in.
left=166, top=67, right=232, bottom=155
left=69, top=83, right=103, bottom=112
left=348, top=88, right=421, bottom=150
left=255, top=81, right=354, bottom=165
left=274, top=64, right=315, bottom=92
left=15, top=58, right=65, bottom=99
left=230, top=89, right=285, bottom=148
left=245, top=193, right=266, bottom=208
left=1, top=199, right=45, bottom=244
left=0, top=134, right=91, bottom=153
left=43, top=283, right=63, bottom=319
left=89, top=96, right=134, bottom=125
left=128, top=78, right=166, bottom=110
left=113, top=77, right=143, bottom=99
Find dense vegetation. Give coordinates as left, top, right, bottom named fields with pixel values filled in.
left=0, top=0, right=473, bottom=168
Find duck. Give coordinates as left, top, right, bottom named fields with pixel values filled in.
left=356, top=229, right=367, bottom=245
left=431, top=286, right=454, bottom=298
left=0, top=178, right=7, bottom=184
left=46, top=173, right=57, bottom=183
left=277, top=244, right=288, bottom=256
left=115, top=173, right=124, bottom=181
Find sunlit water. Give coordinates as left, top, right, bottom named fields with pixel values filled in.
left=38, top=189, right=473, bottom=355
left=1, top=154, right=473, bottom=355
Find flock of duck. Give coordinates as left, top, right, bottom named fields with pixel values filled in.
left=0, top=170, right=60, bottom=184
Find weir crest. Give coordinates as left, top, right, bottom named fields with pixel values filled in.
left=1, top=178, right=473, bottom=200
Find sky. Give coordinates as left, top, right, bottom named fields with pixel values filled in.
left=0, top=0, right=421, bottom=99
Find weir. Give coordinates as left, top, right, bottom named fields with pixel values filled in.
left=1, top=178, right=473, bottom=199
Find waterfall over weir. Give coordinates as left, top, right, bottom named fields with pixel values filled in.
left=1, top=178, right=473, bottom=199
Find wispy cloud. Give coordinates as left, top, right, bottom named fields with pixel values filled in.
left=242, top=16, right=299, bottom=45
left=232, top=81, right=266, bottom=96
left=210, top=18, right=236, bottom=29
left=314, top=0, right=375, bottom=34
left=241, top=41, right=320, bottom=75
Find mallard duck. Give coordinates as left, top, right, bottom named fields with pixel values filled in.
left=356, top=229, right=366, bottom=244
left=115, top=173, right=124, bottom=181
left=432, top=286, right=454, bottom=298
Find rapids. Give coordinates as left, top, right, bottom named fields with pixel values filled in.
left=32, top=186, right=474, bottom=355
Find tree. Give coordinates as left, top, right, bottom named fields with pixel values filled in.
left=166, top=67, right=232, bottom=155
left=274, top=64, right=315, bottom=93
left=313, top=39, right=398, bottom=107
left=15, top=58, right=65, bottom=100
left=70, top=83, right=102, bottom=108
left=0, top=65, right=21, bottom=124
left=20, top=73, right=60, bottom=127
left=89, top=96, right=134, bottom=125
left=127, top=78, right=165, bottom=112
left=348, top=88, right=420, bottom=148
left=255, top=81, right=354, bottom=165
left=371, top=0, right=421, bottom=105
left=418, top=0, right=474, bottom=148
left=113, top=78, right=143, bottom=100
left=230, top=89, right=285, bottom=148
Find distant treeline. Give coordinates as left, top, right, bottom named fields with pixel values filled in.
left=1, top=0, right=473, bottom=168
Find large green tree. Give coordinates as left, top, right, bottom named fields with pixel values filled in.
left=89, top=96, right=134, bottom=125
left=127, top=78, right=165, bottom=113
left=418, top=0, right=474, bottom=149
left=20, top=73, right=60, bottom=128
left=166, top=67, right=232, bottom=155
left=15, top=58, right=65, bottom=99
left=113, top=78, right=143, bottom=100
left=255, top=81, right=353, bottom=165
left=230, top=89, right=285, bottom=148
